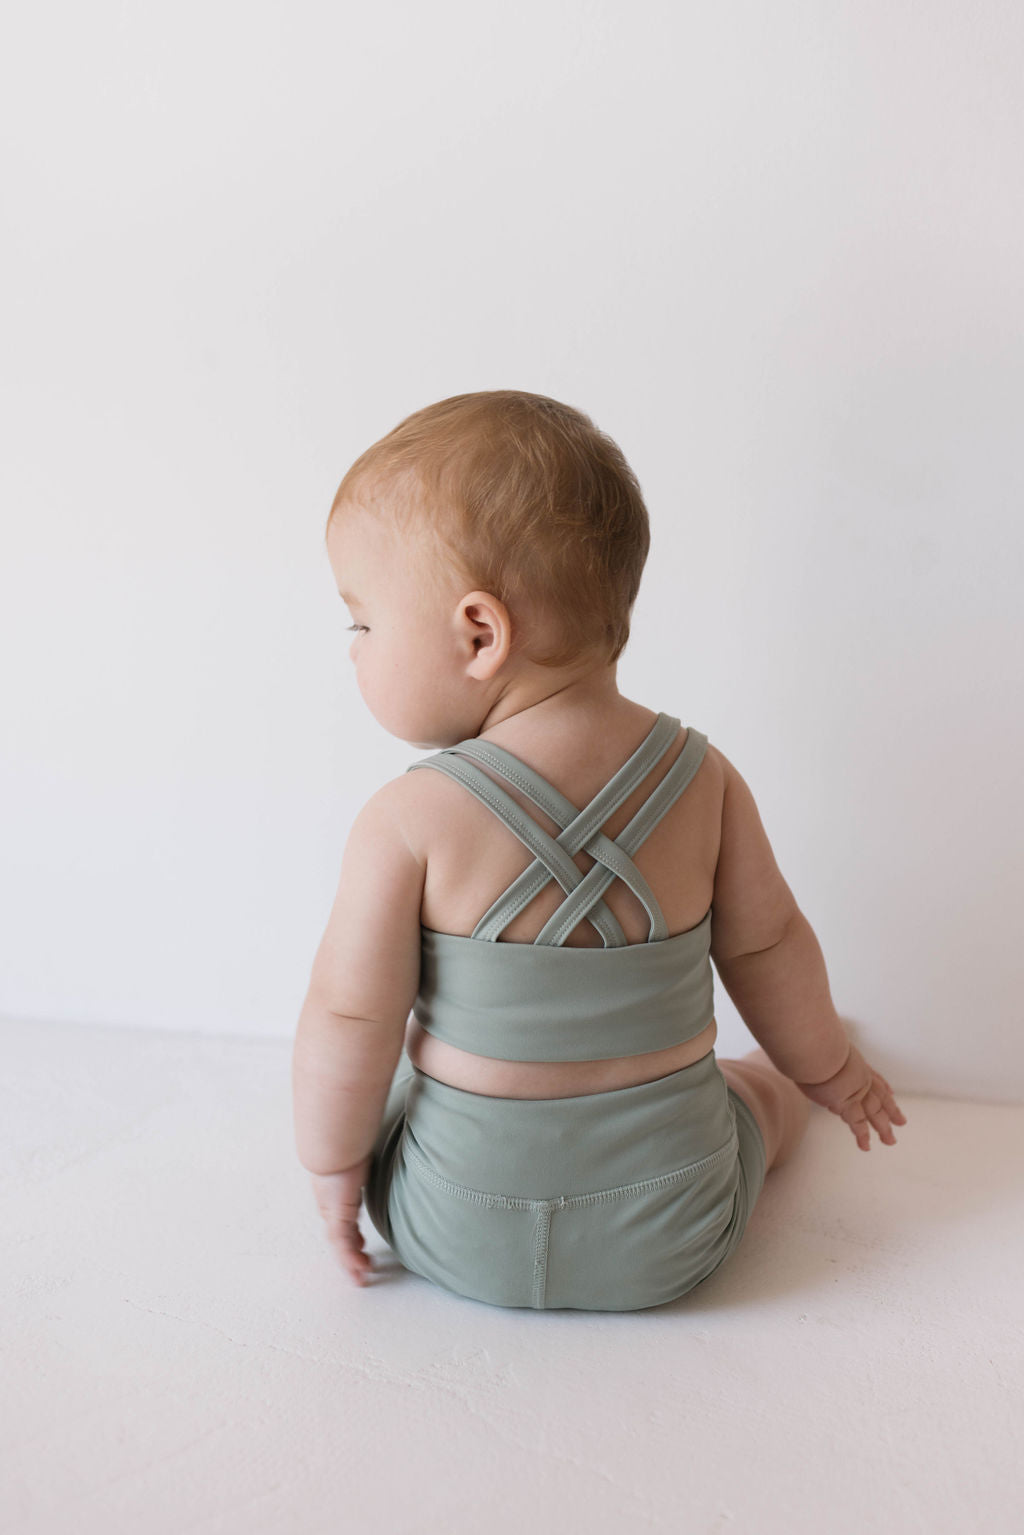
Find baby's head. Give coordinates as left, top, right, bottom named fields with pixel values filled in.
left=325, top=390, right=651, bottom=748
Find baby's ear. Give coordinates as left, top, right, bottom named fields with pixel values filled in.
left=460, top=592, right=513, bottom=671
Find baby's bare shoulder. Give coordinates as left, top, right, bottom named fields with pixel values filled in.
left=696, top=737, right=727, bottom=793
left=372, top=766, right=460, bottom=869
left=385, top=754, right=497, bottom=866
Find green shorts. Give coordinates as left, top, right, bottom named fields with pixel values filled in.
left=365, top=1047, right=766, bottom=1312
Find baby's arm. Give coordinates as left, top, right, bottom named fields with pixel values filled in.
left=292, top=779, right=425, bottom=1281
left=707, top=745, right=906, bottom=1149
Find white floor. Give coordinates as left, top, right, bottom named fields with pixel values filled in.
left=1, top=1017, right=1021, bottom=1535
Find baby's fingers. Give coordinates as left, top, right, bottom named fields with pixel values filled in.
left=342, top=1247, right=375, bottom=1286
left=323, top=1205, right=375, bottom=1285
left=872, top=1074, right=908, bottom=1129
left=845, top=1091, right=899, bottom=1150
left=844, top=1101, right=873, bottom=1151
left=334, top=1234, right=375, bottom=1287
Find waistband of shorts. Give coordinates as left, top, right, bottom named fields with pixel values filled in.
left=401, top=1047, right=738, bottom=1197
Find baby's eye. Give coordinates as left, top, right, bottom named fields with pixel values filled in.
left=346, top=623, right=368, bottom=633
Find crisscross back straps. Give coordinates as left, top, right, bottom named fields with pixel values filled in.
left=406, top=714, right=709, bottom=947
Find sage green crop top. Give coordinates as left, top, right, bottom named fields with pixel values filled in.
left=405, top=713, right=714, bottom=1064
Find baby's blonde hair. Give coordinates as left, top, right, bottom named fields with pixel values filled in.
left=325, top=390, right=651, bottom=669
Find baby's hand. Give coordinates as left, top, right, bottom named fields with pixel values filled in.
left=796, top=1043, right=908, bottom=1151
left=308, top=1154, right=375, bottom=1286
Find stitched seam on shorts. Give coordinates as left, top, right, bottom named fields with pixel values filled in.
left=531, top=1206, right=551, bottom=1307
left=401, top=1130, right=738, bottom=1211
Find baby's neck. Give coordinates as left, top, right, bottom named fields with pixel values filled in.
left=476, top=664, right=621, bottom=741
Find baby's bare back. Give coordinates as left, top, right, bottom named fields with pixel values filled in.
left=402, top=706, right=723, bottom=1099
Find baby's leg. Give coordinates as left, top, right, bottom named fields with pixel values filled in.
left=718, top=1048, right=810, bottom=1171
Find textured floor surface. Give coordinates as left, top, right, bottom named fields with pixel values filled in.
left=1, top=1016, right=1022, bottom=1535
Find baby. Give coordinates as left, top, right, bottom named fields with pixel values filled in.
left=292, top=389, right=907, bottom=1311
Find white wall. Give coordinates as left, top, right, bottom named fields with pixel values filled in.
left=1, top=1, right=1021, bottom=1100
